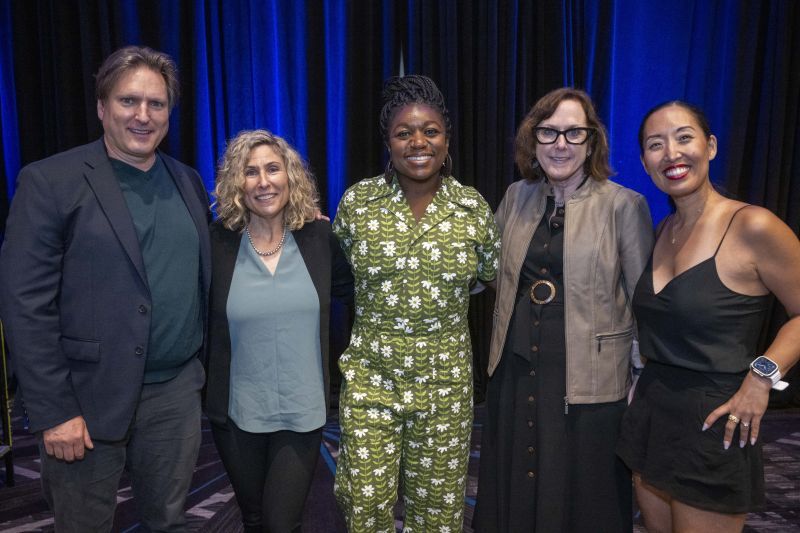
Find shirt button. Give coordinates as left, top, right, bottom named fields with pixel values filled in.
left=528, top=395, right=535, bottom=403
left=543, top=243, right=548, bottom=249
left=527, top=471, right=535, bottom=478
left=134, top=346, right=144, bottom=356
left=552, top=223, right=560, bottom=229
left=540, top=267, right=548, bottom=274
left=138, top=305, right=147, bottom=314
left=531, top=345, right=539, bottom=352
left=529, top=370, right=536, bottom=377
left=527, top=420, right=534, bottom=428
left=533, top=320, right=540, bottom=327
left=528, top=446, right=535, bottom=454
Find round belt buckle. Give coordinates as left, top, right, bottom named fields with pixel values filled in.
left=530, top=280, right=556, bottom=304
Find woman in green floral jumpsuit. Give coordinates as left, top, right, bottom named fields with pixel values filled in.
left=332, top=75, right=499, bottom=532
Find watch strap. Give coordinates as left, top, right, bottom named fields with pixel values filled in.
left=773, top=380, right=790, bottom=391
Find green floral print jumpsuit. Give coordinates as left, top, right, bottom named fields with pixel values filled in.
left=332, top=175, right=500, bottom=532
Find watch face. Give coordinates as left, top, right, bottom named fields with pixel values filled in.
left=753, top=357, right=778, bottom=375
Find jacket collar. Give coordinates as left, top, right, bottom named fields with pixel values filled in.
left=365, top=174, right=472, bottom=242
left=543, top=175, right=604, bottom=204
left=81, top=139, right=209, bottom=290
left=82, top=139, right=149, bottom=286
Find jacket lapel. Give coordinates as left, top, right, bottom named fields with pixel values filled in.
left=504, top=180, right=547, bottom=278
left=293, top=222, right=326, bottom=303
left=515, top=181, right=548, bottom=236
left=211, top=224, right=242, bottom=305
left=81, top=140, right=148, bottom=286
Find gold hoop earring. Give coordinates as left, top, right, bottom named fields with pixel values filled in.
left=440, top=153, right=453, bottom=177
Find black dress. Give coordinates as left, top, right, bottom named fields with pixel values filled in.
left=474, top=197, right=632, bottom=532
left=617, top=207, right=770, bottom=513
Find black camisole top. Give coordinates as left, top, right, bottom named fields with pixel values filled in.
left=632, top=206, right=771, bottom=374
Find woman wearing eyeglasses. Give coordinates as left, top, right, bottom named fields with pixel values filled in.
left=473, top=88, right=654, bottom=532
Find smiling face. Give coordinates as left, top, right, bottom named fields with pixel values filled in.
left=640, top=105, right=717, bottom=198
left=242, top=144, right=290, bottom=224
left=387, top=103, right=449, bottom=186
left=97, top=67, right=170, bottom=170
left=534, top=99, right=589, bottom=184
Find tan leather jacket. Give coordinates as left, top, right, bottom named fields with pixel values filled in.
left=489, top=178, right=654, bottom=404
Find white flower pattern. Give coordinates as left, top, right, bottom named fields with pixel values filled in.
left=332, top=175, right=500, bottom=532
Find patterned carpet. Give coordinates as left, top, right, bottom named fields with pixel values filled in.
left=0, top=404, right=798, bottom=532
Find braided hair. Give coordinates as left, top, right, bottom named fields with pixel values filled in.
left=379, top=75, right=452, bottom=141
left=379, top=75, right=452, bottom=178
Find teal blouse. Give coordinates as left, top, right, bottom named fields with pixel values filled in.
left=227, top=232, right=325, bottom=433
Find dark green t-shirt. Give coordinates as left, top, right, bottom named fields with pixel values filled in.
left=112, top=155, right=202, bottom=383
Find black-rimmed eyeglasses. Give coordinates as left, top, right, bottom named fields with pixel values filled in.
left=534, top=127, right=594, bottom=145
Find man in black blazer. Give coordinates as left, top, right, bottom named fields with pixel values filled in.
left=0, top=46, right=211, bottom=532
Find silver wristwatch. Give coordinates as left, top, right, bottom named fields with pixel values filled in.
left=750, top=355, right=789, bottom=391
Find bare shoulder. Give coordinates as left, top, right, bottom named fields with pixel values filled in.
left=728, top=203, right=800, bottom=306
left=712, top=200, right=799, bottom=295
left=733, top=204, right=797, bottom=249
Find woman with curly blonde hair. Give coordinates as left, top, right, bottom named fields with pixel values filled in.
left=205, top=129, right=353, bottom=533
left=213, top=129, right=319, bottom=231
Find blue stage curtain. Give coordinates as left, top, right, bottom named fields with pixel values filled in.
left=572, top=0, right=800, bottom=228
left=401, top=1, right=565, bottom=207
left=183, top=1, right=317, bottom=198
left=1, top=1, right=798, bottom=377
left=0, top=0, right=20, bottom=232
left=2, top=1, right=798, bottom=226
left=0, top=1, right=398, bottom=218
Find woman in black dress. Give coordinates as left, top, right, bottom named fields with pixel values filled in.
left=617, top=101, right=800, bottom=532
left=474, top=88, right=654, bottom=532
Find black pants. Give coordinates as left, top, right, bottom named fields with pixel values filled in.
left=211, top=420, right=322, bottom=533
left=39, top=358, right=205, bottom=533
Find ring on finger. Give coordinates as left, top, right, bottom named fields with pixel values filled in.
left=741, top=421, right=750, bottom=428
left=728, top=414, right=741, bottom=424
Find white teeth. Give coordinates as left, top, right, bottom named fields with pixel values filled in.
left=665, top=166, right=688, bottom=177
left=407, top=155, right=431, bottom=161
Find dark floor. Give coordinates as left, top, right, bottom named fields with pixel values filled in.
left=0, top=405, right=798, bottom=532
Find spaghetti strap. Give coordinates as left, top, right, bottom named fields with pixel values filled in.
left=713, top=205, right=750, bottom=256
left=656, top=214, right=673, bottom=241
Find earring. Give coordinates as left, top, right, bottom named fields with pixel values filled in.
left=440, top=153, right=453, bottom=177
left=531, top=158, right=540, bottom=169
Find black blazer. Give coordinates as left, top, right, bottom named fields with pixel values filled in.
left=204, top=219, right=353, bottom=427
left=0, top=139, right=212, bottom=440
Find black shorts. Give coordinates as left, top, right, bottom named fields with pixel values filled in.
left=616, top=361, right=765, bottom=514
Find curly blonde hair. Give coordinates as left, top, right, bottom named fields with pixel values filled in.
left=213, top=130, right=319, bottom=231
